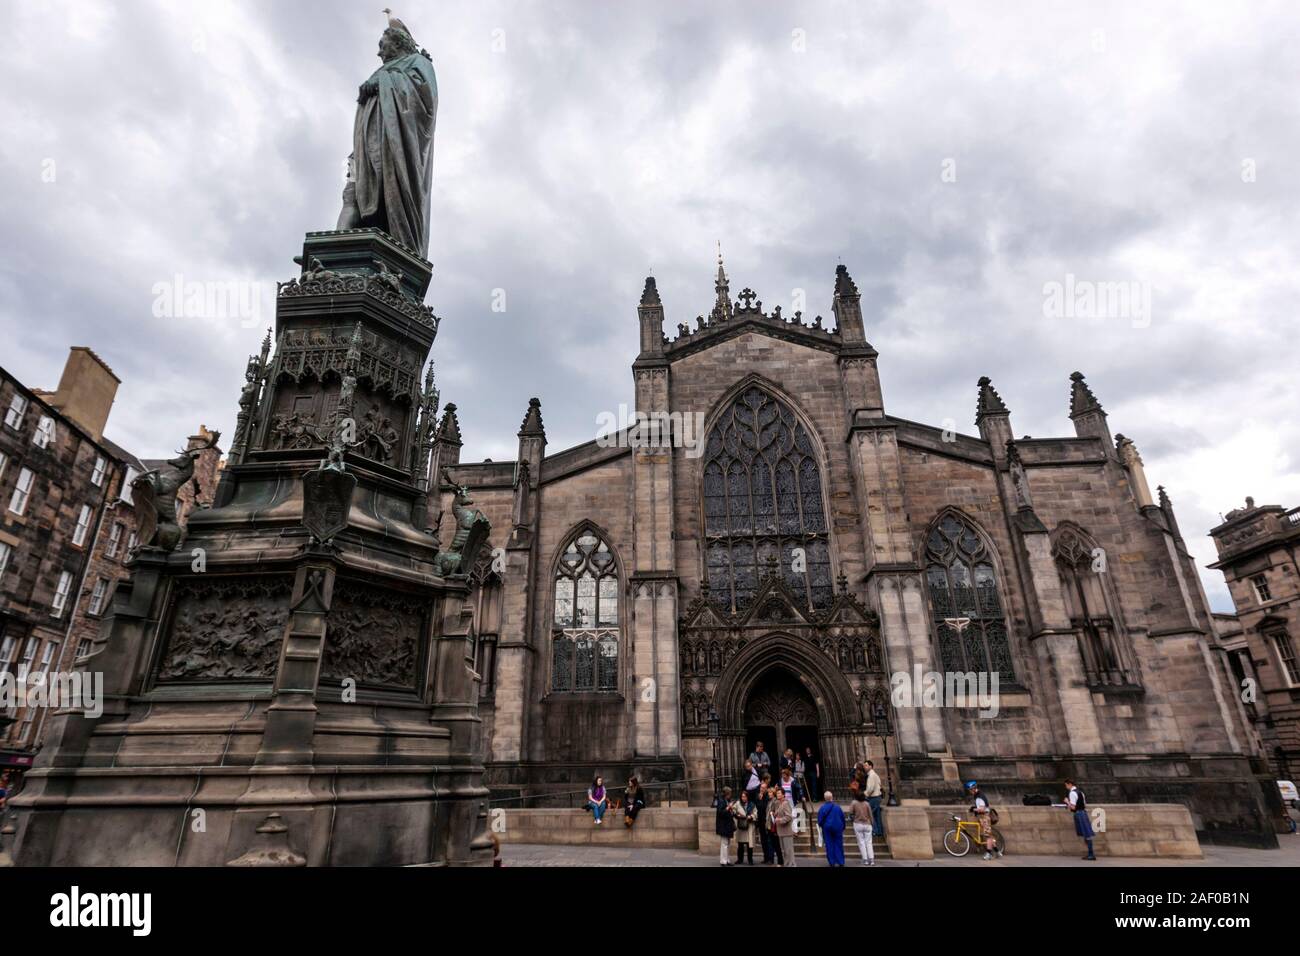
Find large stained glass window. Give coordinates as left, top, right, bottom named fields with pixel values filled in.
left=551, top=529, right=620, bottom=693
left=702, top=386, right=832, bottom=613
left=924, top=512, right=1016, bottom=681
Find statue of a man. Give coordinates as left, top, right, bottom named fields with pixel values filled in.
left=337, top=24, right=438, bottom=257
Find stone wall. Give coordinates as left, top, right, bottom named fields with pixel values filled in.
left=922, top=803, right=1202, bottom=858
left=496, top=807, right=699, bottom=849
left=494, top=803, right=1203, bottom=860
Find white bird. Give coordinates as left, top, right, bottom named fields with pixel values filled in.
left=382, top=8, right=412, bottom=35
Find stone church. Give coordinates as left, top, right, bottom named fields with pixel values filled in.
left=445, top=256, right=1274, bottom=844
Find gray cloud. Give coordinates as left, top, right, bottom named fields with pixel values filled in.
left=3, top=0, right=1299, bottom=611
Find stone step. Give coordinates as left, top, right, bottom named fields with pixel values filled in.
left=792, top=831, right=891, bottom=858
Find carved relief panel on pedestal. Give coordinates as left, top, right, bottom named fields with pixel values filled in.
left=255, top=324, right=422, bottom=470
left=156, top=576, right=294, bottom=683
left=320, top=581, right=426, bottom=691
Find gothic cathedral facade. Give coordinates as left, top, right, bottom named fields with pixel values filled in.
left=439, top=258, right=1271, bottom=843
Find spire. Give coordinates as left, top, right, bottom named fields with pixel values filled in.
left=712, top=241, right=732, bottom=321
left=975, top=376, right=1009, bottom=423
left=346, top=321, right=363, bottom=364
left=974, top=376, right=1012, bottom=456
left=259, top=327, right=273, bottom=369
left=518, top=397, right=545, bottom=438
left=834, top=263, right=859, bottom=298
left=640, top=276, right=661, bottom=307
left=436, top=402, right=462, bottom=444
left=636, top=275, right=666, bottom=359
left=1068, top=371, right=1114, bottom=456
left=1068, top=371, right=1103, bottom=418
left=832, top=261, right=867, bottom=346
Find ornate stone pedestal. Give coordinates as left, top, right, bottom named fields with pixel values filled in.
left=10, top=229, right=493, bottom=867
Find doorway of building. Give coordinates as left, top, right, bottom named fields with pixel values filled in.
left=742, top=667, right=820, bottom=788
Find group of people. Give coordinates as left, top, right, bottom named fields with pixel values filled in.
left=712, top=784, right=795, bottom=865
left=712, top=784, right=881, bottom=867
left=579, top=743, right=1121, bottom=868
left=743, top=741, right=821, bottom=801
left=584, top=775, right=647, bottom=828
left=710, top=744, right=888, bottom=866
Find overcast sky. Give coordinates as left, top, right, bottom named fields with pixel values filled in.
left=3, top=0, right=1298, bottom=610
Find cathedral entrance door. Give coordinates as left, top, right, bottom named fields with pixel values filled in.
left=742, top=667, right=819, bottom=786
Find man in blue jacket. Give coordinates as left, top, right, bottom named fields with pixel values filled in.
left=817, top=791, right=847, bottom=867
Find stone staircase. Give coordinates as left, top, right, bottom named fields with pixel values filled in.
left=792, top=824, right=891, bottom=860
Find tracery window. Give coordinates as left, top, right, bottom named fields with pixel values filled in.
left=924, top=512, right=1017, bottom=681
left=1053, top=528, right=1139, bottom=687
left=551, top=529, right=620, bottom=693
left=702, top=386, right=832, bottom=612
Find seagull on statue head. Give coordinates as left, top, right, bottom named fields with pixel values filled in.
left=382, top=7, right=412, bottom=36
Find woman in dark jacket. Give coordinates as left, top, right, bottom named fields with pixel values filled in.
left=713, top=786, right=737, bottom=866
left=623, top=777, right=646, bottom=828
left=753, top=782, right=773, bottom=864
left=804, top=747, right=820, bottom=800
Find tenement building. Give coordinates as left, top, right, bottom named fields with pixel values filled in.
left=0, top=347, right=219, bottom=770
left=448, top=257, right=1276, bottom=844
left=1209, top=498, right=1300, bottom=784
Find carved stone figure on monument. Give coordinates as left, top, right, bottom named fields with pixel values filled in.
left=434, top=468, right=491, bottom=576
left=374, top=259, right=404, bottom=293
left=1006, top=438, right=1033, bottom=510
left=230, top=359, right=261, bottom=457
left=271, top=412, right=330, bottom=450
left=302, top=451, right=357, bottom=546
left=132, top=431, right=221, bottom=551
left=336, top=17, right=438, bottom=256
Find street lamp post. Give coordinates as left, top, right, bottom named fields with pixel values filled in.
left=707, top=707, right=721, bottom=799
left=872, top=701, right=900, bottom=807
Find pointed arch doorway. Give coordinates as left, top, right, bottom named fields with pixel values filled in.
left=742, top=667, right=819, bottom=776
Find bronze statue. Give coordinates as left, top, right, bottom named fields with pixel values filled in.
left=434, top=468, right=490, bottom=577
left=133, top=432, right=221, bottom=551
left=336, top=18, right=438, bottom=256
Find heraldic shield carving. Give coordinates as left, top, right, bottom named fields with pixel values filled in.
left=302, top=467, right=357, bottom=544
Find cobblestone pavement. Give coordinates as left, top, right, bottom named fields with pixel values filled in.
left=502, top=836, right=1300, bottom=868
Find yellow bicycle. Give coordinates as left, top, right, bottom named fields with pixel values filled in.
left=942, top=814, right=1006, bottom=858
